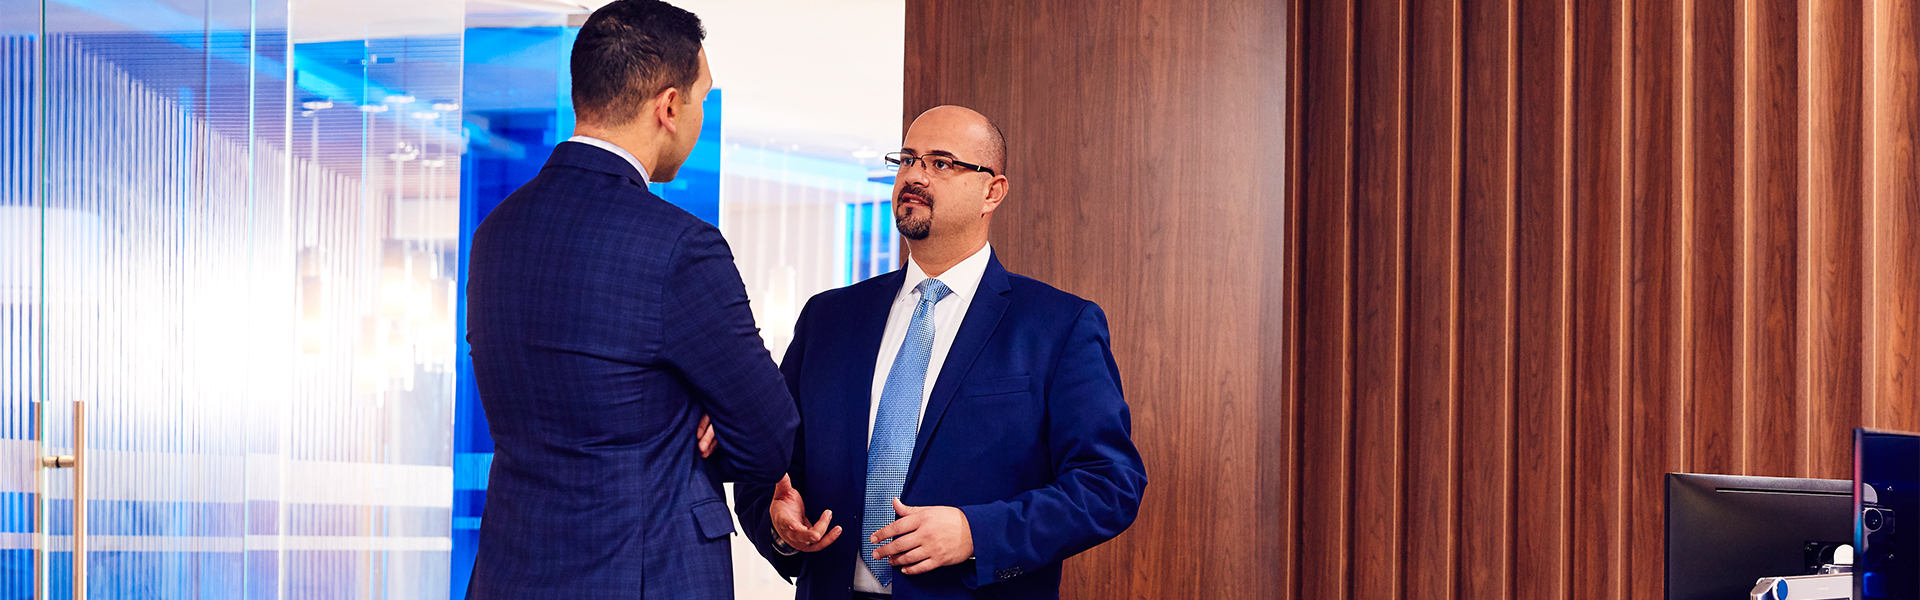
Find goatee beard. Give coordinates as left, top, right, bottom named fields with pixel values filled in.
left=895, top=184, right=933, bottom=240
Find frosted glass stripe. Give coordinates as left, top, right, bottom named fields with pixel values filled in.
left=0, top=441, right=451, bottom=508
left=0, top=534, right=453, bottom=553
left=15, top=1, right=461, bottom=596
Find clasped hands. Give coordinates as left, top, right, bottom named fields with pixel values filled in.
left=698, top=417, right=973, bottom=574
left=769, top=474, right=973, bottom=575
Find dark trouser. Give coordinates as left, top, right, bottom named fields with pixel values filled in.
left=850, top=592, right=891, bottom=600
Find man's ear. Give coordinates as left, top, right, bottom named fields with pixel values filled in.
left=654, top=88, right=681, bottom=134
left=981, top=175, right=1009, bottom=216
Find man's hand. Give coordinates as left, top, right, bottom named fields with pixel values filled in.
left=696, top=415, right=718, bottom=458
left=870, top=499, right=973, bottom=575
left=771, top=474, right=840, bottom=552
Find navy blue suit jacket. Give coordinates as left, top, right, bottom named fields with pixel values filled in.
left=737, top=254, right=1147, bottom=600
left=466, top=142, right=799, bottom=599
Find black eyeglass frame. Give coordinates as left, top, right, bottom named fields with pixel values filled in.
left=882, top=152, right=997, bottom=178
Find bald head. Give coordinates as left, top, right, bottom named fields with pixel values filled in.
left=908, top=105, right=1006, bottom=176
left=891, top=105, right=1011, bottom=273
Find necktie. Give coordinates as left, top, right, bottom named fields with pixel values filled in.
left=863, top=278, right=952, bottom=588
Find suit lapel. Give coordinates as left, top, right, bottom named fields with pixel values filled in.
left=903, top=254, right=1012, bottom=492
left=842, top=270, right=902, bottom=511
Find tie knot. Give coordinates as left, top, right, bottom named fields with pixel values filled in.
left=915, top=278, right=953, bottom=304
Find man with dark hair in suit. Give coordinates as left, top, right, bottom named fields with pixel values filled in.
left=736, top=105, right=1148, bottom=600
left=465, top=1, right=797, bottom=598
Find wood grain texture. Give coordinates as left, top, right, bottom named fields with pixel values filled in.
left=1805, top=0, right=1865, bottom=482
left=1628, top=0, right=1686, bottom=597
left=1457, top=0, right=1515, bottom=596
left=1867, top=0, right=1920, bottom=433
left=1402, top=0, right=1460, bottom=597
left=1294, top=0, right=1355, bottom=597
left=1513, top=0, right=1572, bottom=597
left=1744, top=0, right=1805, bottom=479
left=1349, top=0, right=1406, bottom=596
left=1689, top=0, right=1746, bottom=477
left=904, top=0, right=1920, bottom=596
left=1569, top=0, right=1630, bottom=597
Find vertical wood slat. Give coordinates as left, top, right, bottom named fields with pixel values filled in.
left=1744, top=0, right=1805, bottom=479
left=1456, top=0, right=1515, bottom=595
left=1689, top=0, right=1746, bottom=477
left=1350, top=0, right=1406, bottom=595
left=1570, top=0, right=1631, bottom=596
left=1628, top=0, right=1687, bottom=596
left=1804, top=0, right=1865, bottom=481
left=1866, top=0, right=1920, bottom=433
left=1513, top=0, right=1572, bottom=597
left=1297, top=0, right=1356, bottom=597
left=1274, top=3, right=1308, bottom=596
left=1403, top=0, right=1460, bottom=596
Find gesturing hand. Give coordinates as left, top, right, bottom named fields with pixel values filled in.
left=770, top=475, right=840, bottom=552
left=695, top=415, right=718, bottom=459
left=870, top=499, right=973, bottom=575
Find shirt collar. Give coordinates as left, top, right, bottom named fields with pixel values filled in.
left=899, top=242, right=993, bottom=306
left=566, top=135, right=650, bottom=183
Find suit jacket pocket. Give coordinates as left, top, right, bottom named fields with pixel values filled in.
left=963, top=375, right=1031, bottom=398
left=692, top=499, right=736, bottom=540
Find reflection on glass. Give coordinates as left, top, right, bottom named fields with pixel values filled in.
left=1, top=0, right=461, bottom=596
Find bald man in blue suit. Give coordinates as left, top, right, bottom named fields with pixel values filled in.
left=735, top=106, right=1148, bottom=600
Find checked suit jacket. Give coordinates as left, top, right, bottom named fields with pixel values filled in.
left=466, top=141, right=798, bottom=599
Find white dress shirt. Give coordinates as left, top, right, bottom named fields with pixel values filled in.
left=855, top=242, right=994, bottom=594
left=566, top=135, right=650, bottom=183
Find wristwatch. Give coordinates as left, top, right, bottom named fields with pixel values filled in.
left=771, top=526, right=800, bottom=556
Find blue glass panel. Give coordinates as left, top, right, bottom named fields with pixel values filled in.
left=0, top=1, right=40, bottom=596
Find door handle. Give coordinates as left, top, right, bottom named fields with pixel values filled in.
left=38, top=401, right=84, bottom=600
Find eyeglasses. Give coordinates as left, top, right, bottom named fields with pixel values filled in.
left=883, top=152, right=997, bottom=178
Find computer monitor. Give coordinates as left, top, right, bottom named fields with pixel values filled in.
left=1856, top=428, right=1920, bottom=599
left=1666, top=473, right=1853, bottom=600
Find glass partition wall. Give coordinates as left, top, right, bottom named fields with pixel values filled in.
left=1, top=0, right=461, bottom=597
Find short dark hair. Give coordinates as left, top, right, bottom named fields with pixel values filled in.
left=570, top=0, right=705, bottom=127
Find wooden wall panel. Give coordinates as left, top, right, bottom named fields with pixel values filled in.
left=1689, top=0, right=1745, bottom=477
left=1628, top=0, right=1686, bottom=597
left=1513, top=0, right=1572, bottom=598
left=1457, top=0, right=1515, bottom=596
left=1451, top=0, right=1512, bottom=596
left=1403, top=0, right=1459, bottom=597
left=903, top=0, right=1920, bottom=597
left=1294, top=0, right=1353, bottom=596
left=1805, top=0, right=1865, bottom=481
left=1746, top=0, right=1806, bottom=479
left=1350, top=0, right=1406, bottom=596
left=1867, top=0, right=1920, bottom=433
left=1569, top=0, right=1630, bottom=596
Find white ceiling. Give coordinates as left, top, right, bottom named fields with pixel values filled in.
left=670, top=0, right=904, bottom=160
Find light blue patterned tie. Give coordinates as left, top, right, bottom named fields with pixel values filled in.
left=863, top=278, right=952, bottom=587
